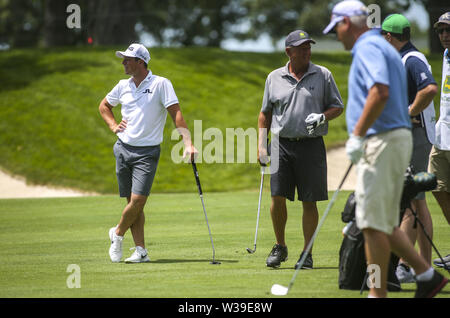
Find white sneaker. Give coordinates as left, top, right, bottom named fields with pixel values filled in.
left=125, top=246, right=150, bottom=263
left=109, top=226, right=123, bottom=263
left=396, top=263, right=416, bottom=283
left=433, top=254, right=450, bottom=268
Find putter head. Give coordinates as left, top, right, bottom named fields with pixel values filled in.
left=271, top=284, right=289, bottom=296
left=210, top=261, right=221, bottom=265
left=246, top=247, right=256, bottom=254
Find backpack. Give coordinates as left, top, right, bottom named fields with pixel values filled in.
left=338, top=192, right=401, bottom=292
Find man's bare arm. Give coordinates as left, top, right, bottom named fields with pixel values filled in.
left=99, top=98, right=127, bottom=133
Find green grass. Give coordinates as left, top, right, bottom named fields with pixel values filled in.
left=0, top=47, right=444, bottom=194
left=0, top=191, right=448, bottom=298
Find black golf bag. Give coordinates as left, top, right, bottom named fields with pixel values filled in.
left=338, top=192, right=401, bottom=291
left=338, top=166, right=440, bottom=291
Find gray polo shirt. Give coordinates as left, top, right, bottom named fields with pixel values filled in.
left=261, top=62, right=343, bottom=138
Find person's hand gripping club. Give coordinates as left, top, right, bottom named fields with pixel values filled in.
left=345, top=134, right=364, bottom=164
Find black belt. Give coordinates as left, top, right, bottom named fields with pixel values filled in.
left=412, top=122, right=423, bottom=128
left=280, top=136, right=311, bottom=142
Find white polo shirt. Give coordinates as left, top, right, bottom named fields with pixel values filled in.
left=106, top=70, right=179, bottom=146
left=435, top=49, right=450, bottom=150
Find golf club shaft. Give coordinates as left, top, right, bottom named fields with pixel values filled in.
left=191, top=161, right=217, bottom=262
left=286, top=163, right=353, bottom=292
left=409, top=207, right=450, bottom=272
left=200, top=193, right=216, bottom=261
left=252, top=167, right=265, bottom=248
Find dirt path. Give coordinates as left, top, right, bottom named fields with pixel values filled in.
left=326, top=146, right=356, bottom=191
left=0, top=147, right=356, bottom=198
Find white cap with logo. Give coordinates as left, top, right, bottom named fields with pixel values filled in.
left=323, top=0, right=368, bottom=34
left=115, top=43, right=151, bottom=64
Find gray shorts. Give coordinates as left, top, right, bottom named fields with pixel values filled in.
left=270, top=136, right=328, bottom=202
left=113, top=139, right=160, bottom=197
left=411, top=127, right=432, bottom=199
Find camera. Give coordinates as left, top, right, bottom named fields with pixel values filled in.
left=400, top=166, right=437, bottom=211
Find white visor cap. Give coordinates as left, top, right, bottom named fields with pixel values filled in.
left=116, top=43, right=150, bottom=64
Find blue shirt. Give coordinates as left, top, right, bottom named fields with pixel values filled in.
left=346, top=28, right=411, bottom=136
left=400, top=41, right=437, bottom=106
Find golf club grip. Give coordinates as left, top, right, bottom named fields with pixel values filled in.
left=191, top=161, right=203, bottom=195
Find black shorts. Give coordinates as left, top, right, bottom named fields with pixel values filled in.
left=270, top=137, right=328, bottom=202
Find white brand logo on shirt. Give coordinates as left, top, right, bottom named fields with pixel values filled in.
left=420, top=72, right=428, bottom=81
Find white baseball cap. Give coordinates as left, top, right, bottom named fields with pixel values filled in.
left=323, top=0, right=368, bottom=34
left=115, top=43, right=151, bottom=64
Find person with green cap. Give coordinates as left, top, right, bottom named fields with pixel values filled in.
left=381, top=14, right=438, bottom=284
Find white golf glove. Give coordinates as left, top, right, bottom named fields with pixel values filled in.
left=305, top=113, right=325, bottom=135
left=345, top=134, right=364, bottom=164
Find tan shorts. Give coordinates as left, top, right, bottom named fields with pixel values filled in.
left=428, top=146, right=450, bottom=192
left=355, top=128, right=412, bottom=235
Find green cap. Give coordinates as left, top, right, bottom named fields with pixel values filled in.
left=382, top=14, right=411, bottom=34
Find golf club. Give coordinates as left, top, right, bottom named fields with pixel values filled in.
left=409, top=207, right=450, bottom=273
left=247, top=166, right=265, bottom=254
left=271, top=162, right=353, bottom=296
left=191, top=159, right=220, bottom=265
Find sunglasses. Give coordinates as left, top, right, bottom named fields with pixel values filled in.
left=436, top=27, right=450, bottom=34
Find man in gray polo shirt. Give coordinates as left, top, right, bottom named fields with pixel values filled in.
left=258, top=30, right=344, bottom=269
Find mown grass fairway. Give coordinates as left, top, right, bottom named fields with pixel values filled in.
left=0, top=191, right=449, bottom=298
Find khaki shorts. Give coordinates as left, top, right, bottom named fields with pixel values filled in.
left=355, top=128, right=412, bottom=235
left=428, top=146, right=450, bottom=192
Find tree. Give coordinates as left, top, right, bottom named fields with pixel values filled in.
left=241, top=0, right=412, bottom=45
left=43, top=0, right=140, bottom=46
left=85, top=0, right=140, bottom=46
left=0, top=0, right=43, bottom=47
left=138, top=0, right=247, bottom=47
left=43, top=0, right=75, bottom=46
left=0, top=0, right=447, bottom=52
left=240, top=0, right=305, bottom=47
left=0, top=0, right=141, bottom=48
left=419, top=0, right=450, bottom=53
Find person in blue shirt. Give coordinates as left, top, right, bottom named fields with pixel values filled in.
left=323, top=0, right=448, bottom=298
left=381, top=13, right=438, bottom=283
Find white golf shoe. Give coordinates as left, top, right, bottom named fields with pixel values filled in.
left=109, top=226, right=123, bottom=263
left=396, top=263, right=416, bottom=283
left=125, top=246, right=150, bottom=263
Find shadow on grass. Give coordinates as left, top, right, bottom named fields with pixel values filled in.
left=268, top=266, right=339, bottom=270
left=0, top=49, right=108, bottom=93
left=151, top=258, right=238, bottom=264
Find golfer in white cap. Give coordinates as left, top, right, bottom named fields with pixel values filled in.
left=99, top=43, right=197, bottom=263
left=324, top=0, right=448, bottom=298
